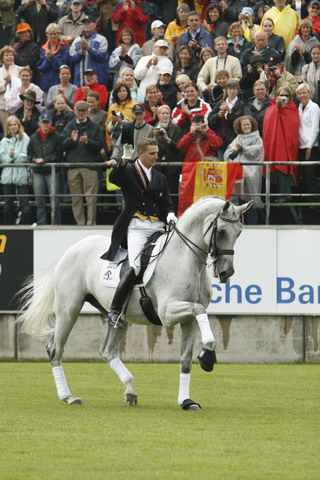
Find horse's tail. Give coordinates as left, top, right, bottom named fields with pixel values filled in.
left=16, top=265, right=56, bottom=339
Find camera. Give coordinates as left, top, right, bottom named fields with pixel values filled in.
left=269, top=66, right=276, bottom=72
left=111, top=110, right=117, bottom=116
left=279, top=95, right=288, bottom=102
left=159, top=129, right=165, bottom=136
left=196, top=125, right=203, bottom=131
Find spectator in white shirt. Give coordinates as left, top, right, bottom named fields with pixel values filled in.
left=134, top=40, right=173, bottom=97
left=297, top=82, right=320, bottom=199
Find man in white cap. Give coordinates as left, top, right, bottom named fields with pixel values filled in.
left=141, top=20, right=174, bottom=60
left=134, top=40, right=173, bottom=96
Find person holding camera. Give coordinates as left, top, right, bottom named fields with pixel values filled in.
left=177, top=114, right=222, bottom=167
left=153, top=105, right=183, bottom=211
left=176, top=115, right=223, bottom=215
left=208, top=79, right=244, bottom=160
left=260, top=54, right=298, bottom=98
left=240, top=55, right=267, bottom=102
left=263, top=86, right=299, bottom=202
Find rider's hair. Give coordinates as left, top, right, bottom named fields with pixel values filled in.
left=137, top=138, right=158, bottom=153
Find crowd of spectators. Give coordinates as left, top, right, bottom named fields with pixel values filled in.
left=1, top=0, right=320, bottom=226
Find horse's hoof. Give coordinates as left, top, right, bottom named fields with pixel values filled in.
left=63, top=395, right=83, bottom=405
left=123, top=393, right=138, bottom=406
left=180, top=398, right=201, bottom=411
left=197, top=347, right=217, bottom=372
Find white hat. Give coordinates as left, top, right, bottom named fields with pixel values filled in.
left=154, top=39, right=169, bottom=48
left=151, top=20, right=166, bottom=29
left=160, top=67, right=172, bottom=75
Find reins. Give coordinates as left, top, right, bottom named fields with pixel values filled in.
left=135, top=210, right=241, bottom=268
left=171, top=212, right=240, bottom=266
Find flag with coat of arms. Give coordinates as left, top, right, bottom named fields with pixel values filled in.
left=177, top=161, right=243, bottom=216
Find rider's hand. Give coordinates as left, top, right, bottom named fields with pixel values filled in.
left=167, top=212, right=177, bottom=224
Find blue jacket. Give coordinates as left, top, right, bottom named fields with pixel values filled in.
left=37, top=42, right=70, bottom=92
left=176, top=26, right=214, bottom=58
left=69, top=31, right=109, bottom=87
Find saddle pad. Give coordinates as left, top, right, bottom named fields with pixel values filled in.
left=100, top=235, right=165, bottom=289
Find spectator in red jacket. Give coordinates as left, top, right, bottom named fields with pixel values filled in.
left=73, top=68, right=108, bottom=109
left=112, top=0, right=149, bottom=47
left=177, top=113, right=223, bottom=215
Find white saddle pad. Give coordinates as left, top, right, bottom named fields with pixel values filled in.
left=100, top=234, right=165, bottom=289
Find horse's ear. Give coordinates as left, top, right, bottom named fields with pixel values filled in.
left=236, top=200, right=254, bottom=216
left=221, top=200, right=231, bottom=213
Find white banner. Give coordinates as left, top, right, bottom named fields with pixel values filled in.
left=34, top=227, right=320, bottom=315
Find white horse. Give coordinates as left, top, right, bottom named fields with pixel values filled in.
left=17, top=197, right=252, bottom=410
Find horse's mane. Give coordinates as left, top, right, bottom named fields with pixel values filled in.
left=178, top=196, right=226, bottom=223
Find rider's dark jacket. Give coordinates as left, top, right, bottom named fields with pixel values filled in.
left=101, top=159, right=174, bottom=261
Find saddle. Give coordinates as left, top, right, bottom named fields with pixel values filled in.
left=117, top=231, right=164, bottom=326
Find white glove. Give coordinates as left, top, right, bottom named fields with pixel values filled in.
left=167, top=212, right=177, bottom=224
left=122, top=143, right=134, bottom=159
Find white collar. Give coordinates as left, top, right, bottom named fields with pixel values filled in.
left=138, top=159, right=152, bottom=181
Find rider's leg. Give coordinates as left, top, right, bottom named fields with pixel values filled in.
left=107, top=218, right=165, bottom=328
left=107, top=267, right=137, bottom=328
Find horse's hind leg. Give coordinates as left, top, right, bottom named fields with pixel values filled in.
left=178, top=320, right=201, bottom=411
left=99, top=326, right=137, bottom=406
left=49, top=305, right=84, bottom=405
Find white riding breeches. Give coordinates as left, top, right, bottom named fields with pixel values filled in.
left=127, top=217, right=165, bottom=275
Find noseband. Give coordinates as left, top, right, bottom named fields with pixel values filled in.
left=170, top=212, right=240, bottom=265
left=204, top=213, right=240, bottom=260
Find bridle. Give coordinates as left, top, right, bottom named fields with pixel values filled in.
left=170, top=212, right=240, bottom=266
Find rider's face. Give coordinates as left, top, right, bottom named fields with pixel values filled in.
left=139, top=145, right=158, bottom=168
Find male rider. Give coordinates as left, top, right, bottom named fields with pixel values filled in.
left=101, top=138, right=177, bottom=328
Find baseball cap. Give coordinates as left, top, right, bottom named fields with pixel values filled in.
left=151, top=20, right=166, bottom=29
left=70, top=0, right=81, bottom=3
left=132, top=103, right=145, bottom=114
left=39, top=113, right=52, bottom=122
left=241, top=7, right=254, bottom=15
left=268, top=54, right=282, bottom=67
left=309, top=0, right=320, bottom=6
left=250, top=54, right=267, bottom=64
left=84, top=68, right=97, bottom=75
left=16, top=23, right=32, bottom=33
left=74, top=100, right=89, bottom=110
left=82, top=15, right=96, bottom=23
left=154, top=39, right=169, bottom=48
left=160, top=67, right=173, bottom=75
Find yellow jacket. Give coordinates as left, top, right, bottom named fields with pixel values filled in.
left=261, top=6, right=300, bottom=49
left=165, top=20, right=189, bottom=47
left=105, top=99, right=137, bottom=151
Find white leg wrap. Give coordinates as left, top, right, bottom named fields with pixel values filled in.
left=52, top=366, right=71, bottom=400
left=196, top=313, right=215, bottom=345
left=109, top=357, right=133, bottom=385
left=178, top=373, right=190, bottom=405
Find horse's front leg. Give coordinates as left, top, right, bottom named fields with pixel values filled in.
left=160, top=300, right=217, bottom=373
left=99, top=325, right=138, bottom=406
left=178, top=320, right=201, bottom=411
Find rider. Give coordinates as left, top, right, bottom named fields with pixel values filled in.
left=101, top=138, right=177, bottom=328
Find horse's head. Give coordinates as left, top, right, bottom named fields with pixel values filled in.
left=203, top=200, right=253, bottom=283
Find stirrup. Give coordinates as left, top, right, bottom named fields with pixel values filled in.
left=107, top=309, right=127, bottom=329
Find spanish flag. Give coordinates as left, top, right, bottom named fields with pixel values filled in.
left=178, top=161, right=243, bottom=216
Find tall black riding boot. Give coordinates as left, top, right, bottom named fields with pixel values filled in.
left=107, top=267, right=137, bottom=329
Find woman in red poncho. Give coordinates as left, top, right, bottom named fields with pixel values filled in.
left=263, top=86, right=299, bottom=202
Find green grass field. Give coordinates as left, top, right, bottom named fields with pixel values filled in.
left=0, top=362, right=319, bottom=480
